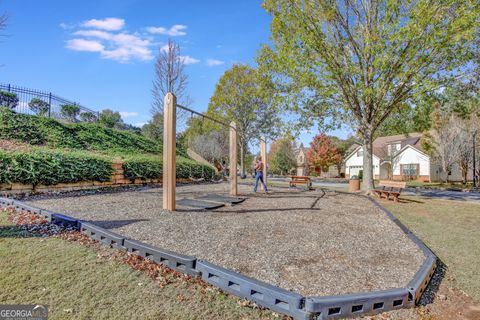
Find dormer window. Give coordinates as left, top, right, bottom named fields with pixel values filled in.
left=387, top=143, right=401, bottom=156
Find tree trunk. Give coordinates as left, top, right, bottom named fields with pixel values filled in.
left=441, top=161, right=447, bottom=183
left=461, top=162, right=468, bottom=184
left=362, top=131, right=375, bottom=190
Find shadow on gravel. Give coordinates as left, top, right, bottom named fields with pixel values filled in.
left=211, top=207, right=323, bottom=214
left=87, top=219, right=149, bottom=229
left=419, top=259, right=447, bottom=306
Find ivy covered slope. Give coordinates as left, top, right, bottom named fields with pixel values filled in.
left=0, top=107, right=161, bottom=154
left=0, top=108, right=213, bottom=185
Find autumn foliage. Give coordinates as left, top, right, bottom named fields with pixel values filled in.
left=306, top=134, right=341, bottom=174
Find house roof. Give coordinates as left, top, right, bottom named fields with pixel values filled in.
left=344, top=132, right=426, bottom=162
left=372, top=132, right=424, bottom=159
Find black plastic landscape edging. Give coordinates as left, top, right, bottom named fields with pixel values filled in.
left=196, top=260, right=310, bottom=320
left=80, top=222, right=125, bottom=249
left=123, top=239, right=199, bottom=277
left=0, top=194, right=438, bottom=320
left=305, top=287, right=409, bottom=318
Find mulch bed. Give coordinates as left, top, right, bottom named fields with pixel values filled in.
left=25, top=183, right=425, bottom=297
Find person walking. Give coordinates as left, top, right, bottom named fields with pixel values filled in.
left=253, top=157, right=268, bottom=193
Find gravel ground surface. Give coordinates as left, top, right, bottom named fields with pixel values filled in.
left=25, top=183, right=425, bottom=297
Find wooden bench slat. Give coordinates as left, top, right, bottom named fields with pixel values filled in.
left=374, top=180, right=406, bottom=202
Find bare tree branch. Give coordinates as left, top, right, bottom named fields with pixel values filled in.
left=151, top=39, right=189, bottom=114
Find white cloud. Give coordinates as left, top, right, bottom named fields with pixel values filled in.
left=82, top=18, right=125, bottom=31
left=68, top=29, right=153, bottom=62
left=206, top=59, right=224, bottom=66
left=74, top=30, right=113, bottom=40
left=159, top=44, right=199, bottom=65
left=147, top=24, right=187, bottom=36
left=66, top=39, right=104, bottom=52
left=119, top=111, right=139, bottom=117
left=59, top=22, right=75, bottom=30
left=160, top=44, right=169, bottom=53
left=180, top=56, right=200, bottom=65
left=134, top=122, right=147, bottom=127
left=65, top=19, right=194, bottom=63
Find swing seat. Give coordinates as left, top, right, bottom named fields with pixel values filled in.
left=189, top=176, right=205, bottom=182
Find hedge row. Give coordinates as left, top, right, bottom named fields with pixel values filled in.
left=0, top=107, right=161, bottom=154
left=123, top=156, right=216, bottom=181
left=0, top=150, right=113, bottom=185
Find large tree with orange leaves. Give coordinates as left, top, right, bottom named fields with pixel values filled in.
left=307, top=134, right=342, bottom=174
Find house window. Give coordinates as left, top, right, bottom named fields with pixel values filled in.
left=402, top=164, right=418, bottom=177
left=387, top=143, right=401, bottom=156
left=357, top=150, right=363, bottom=157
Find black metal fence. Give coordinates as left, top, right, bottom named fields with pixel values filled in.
left=0, top=83, right=99, bottom=122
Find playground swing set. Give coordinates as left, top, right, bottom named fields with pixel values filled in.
left=163, top=92, right=268, bottom=210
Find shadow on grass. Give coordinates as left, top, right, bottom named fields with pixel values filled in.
left=0, top=225, right=36, bottom=238
left=398, top=198, right=425, bottom=204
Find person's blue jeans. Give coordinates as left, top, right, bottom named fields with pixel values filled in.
left=253, top=171, right=267, bottom=192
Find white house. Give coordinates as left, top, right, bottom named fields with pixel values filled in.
left=344, top=133, right=471, bottom=182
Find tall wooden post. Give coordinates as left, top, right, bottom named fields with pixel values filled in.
left=163, top=92, right=176, bottom=210
left=229, top=122, right=238, bottom=196
left=261, top=136, right=267, bottom=186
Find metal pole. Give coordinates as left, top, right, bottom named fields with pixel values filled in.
left=474, top=130, right=477, bottom=188
left=48, top=93, right=52, bottom=118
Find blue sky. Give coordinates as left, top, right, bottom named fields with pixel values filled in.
left=0, top=0, right=350, bottom=146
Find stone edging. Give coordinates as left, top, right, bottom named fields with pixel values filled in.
left=0, top=191, right=437, bottom=320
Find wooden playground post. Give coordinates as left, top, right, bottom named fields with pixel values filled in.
left=260, top=136, right=267, bottom=186
left=229, top=122, right=238, bottom=196
left=163, top=92, right=176, bottom=210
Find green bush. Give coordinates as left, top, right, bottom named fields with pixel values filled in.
left=99, top=109, right=122, bottom=128
left=60, top=104, right=81, bottom=122
left=0, top=108, right=161, bottom=154
left=0, top=150, right=113, bottom=185
left=0, top=91, right=19, bottom=109
left=80, top=111, right=97, bottom=123
left=28, top=98, right=50, bottom=116
left=123, top=156, right=215, bottom=181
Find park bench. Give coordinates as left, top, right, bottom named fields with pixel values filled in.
left=289, top=176, right=313, bottom=189
left=373, top=180, right=406, bottom=202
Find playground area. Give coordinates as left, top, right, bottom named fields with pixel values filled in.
left=25, top=183, right=425, bottom=297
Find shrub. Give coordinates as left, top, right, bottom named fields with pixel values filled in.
left=0, top=91, right=19, bottom=109
left=99, top=109, right=122, bottom=128
left=0, top=149, right=113, bottom=185
left=123, top=156, right=215, bottom=181
left=80, top=111, right=98, bottom=123
left=60, top=104, right=80, bottom=122
left=28, top=98, right=50, bottom=116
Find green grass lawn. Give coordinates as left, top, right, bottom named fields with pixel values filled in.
left=381, top=197, right=480, bottom=301
left=0, top=211, right=276, bottom=320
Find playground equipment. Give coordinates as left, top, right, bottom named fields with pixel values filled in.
left=163, top=92, right=238, bottom=210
